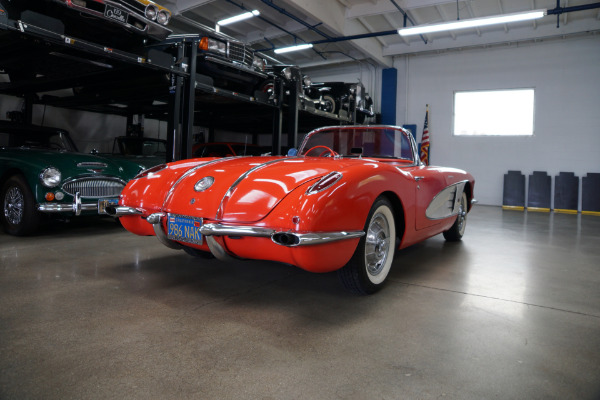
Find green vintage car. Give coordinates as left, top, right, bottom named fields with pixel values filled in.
left=0, top=122, right=145, bottom=236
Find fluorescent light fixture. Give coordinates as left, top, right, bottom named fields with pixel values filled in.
left=217, top=10, right=260, bottom=26
left=274, top=43, right=314, bottom=54
left=398, top=9, right=546, bottom=36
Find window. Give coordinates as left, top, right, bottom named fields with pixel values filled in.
left=453, top=88, right=535, bottom=136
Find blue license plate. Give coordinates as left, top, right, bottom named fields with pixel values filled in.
left=167, top=214, right=203, bottom=245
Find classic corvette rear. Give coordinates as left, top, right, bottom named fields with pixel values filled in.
left=109, top=126, right=475, bottom=294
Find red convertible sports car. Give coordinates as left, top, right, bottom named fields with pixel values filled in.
left=108, top=125, right=475, bottom=294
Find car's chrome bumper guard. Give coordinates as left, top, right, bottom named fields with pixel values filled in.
left=144, top=212, right=365, bottom=261
left=37, top=193, right=115, bottom=216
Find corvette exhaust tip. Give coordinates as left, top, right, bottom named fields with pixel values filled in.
left=105, top=206, right=143, bottom=217
left=272, top=232, right=301, bottom=246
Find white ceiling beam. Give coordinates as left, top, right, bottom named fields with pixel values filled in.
left=357, top=17, right=388, bottom=47
left=167, top=0, right=216, bottom=15
left=464, top=1, right=482, bottom=36
left=279, top=0, right=393, bottom=67
left=435, top=5, right=457, bottom=40
left=345, top=0, right=458, bottom=19
left=245, top=21, right=308, bottom=44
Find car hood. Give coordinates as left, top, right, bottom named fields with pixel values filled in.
left=163, top=156, right=362, bottom=223
left=1, top=148, right=143, bottom=181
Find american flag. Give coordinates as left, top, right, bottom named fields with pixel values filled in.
left=419, top=105, right=430, bottom=165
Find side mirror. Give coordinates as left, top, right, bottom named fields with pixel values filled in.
left=287, top=148, right=298, bottom=156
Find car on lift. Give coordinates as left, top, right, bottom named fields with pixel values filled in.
left=0, top=0, right=172, bottom=48
left=107, top=125, right=475, bottom=295
left=0, top=123, right=144, bottom=236
left=99, top=136, right=168, bottom=169
left=165, top=23, right=269, bottom=97
left=260, top=65, right=375, bottom=123
left=304, top=79, right=375, bottom=123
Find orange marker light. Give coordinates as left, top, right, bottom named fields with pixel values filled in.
left=45, top=192, right=55, bottom=201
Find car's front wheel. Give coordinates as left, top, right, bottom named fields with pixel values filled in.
left=338, top=197, right=396, bottom=295
left=443, top=192, right=468, bottom=241
left=1, top=175, right=40, bottom=236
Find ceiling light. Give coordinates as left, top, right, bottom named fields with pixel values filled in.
left=217, top=10, right=260, bottom=26
left=398, top=9, right=547, bottom=36
left=274, top=43, right=314, bottom=54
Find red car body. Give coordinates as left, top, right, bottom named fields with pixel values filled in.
left=110, top=125, right=475, bottom=294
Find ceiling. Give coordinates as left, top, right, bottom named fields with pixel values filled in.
left=161, top=0, right=600, bottom=69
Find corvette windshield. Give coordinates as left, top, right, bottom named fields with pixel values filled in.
left=300, top=127, right=414, bottom=160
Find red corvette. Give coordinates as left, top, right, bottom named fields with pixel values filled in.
left=108, top=125, right=475, bottom=294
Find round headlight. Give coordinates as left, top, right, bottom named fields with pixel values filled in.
left=40, top=167, right=61, bottom=188
left=157, top=10, right=170, bottom=25
left=194, top=176, right=214, bottom=192
left=145, top=5, right=158, bottom=20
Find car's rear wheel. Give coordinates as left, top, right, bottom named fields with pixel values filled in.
left=338, top=197, right=396, bottom=295
left=443, top=192, right=468, bottom=241
left=321, top=94, right=337, bottom=114
left=1, top=175, right=40, bottom=236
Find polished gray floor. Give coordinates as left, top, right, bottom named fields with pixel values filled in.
left=1, top=206, right=599, bottom=399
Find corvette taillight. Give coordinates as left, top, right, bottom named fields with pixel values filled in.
left=134, top=164, right=167, bottom=179
left=306, top=172, right=343, bottom=194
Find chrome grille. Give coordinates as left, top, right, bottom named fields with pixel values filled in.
left=62, top=177, right=126, bottom=198
left=228, top=42, right=253, bottom=66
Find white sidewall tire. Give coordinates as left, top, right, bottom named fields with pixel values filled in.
left=365, top=204, right=396, bottom=285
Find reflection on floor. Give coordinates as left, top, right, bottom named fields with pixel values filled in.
left=1, top=206, right=599, bottom=399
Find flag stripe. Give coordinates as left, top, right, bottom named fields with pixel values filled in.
left=419, top=106, right=430, bottom=165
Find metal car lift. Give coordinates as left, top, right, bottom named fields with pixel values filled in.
left=0, top=6, right=355, bottom=161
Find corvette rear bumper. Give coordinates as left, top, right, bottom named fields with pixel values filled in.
left=139, top=212, right=364, bottom=261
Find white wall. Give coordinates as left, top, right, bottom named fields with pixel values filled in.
left=393, top=35, right=600, bottom=207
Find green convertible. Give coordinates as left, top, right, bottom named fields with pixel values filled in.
left=0, top=122, right=145, bottom=236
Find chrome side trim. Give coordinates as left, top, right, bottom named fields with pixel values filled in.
left=425, top=180, right=468, bottom=220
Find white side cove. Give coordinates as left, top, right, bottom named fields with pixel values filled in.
left=426, top=181, right=467, bottom=220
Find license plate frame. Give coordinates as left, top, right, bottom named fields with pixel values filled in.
left=104, top=4, right=128, bottom=24
left=167, top=214, right=204, bottom=245
left=98, top=198, right=119, bottom=214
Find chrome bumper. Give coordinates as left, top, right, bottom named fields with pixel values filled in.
left=37, top=193, right=116, bottom=216
left=145, top=212, right=365, bottom=261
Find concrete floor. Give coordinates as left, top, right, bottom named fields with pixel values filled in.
left=0, top=205, right=599, bottom=399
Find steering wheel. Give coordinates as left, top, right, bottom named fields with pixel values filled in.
left=305, top=145, right=338, bottom=158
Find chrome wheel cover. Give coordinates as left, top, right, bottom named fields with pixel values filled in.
left=4, top=186, right=24, bottom=225
left=365, top=211, right=391, bottom=277
left=457, top=194, right=467, bottom=236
